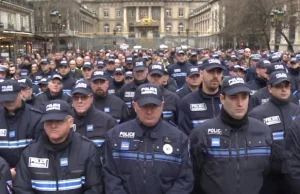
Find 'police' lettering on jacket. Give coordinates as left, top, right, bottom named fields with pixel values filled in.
left=174, top=69, right=181, bottom=73
left=207, top=128, right=222, bottom=135
left=261, top=99, right=269, bottom=104
left=0, top=129, right=7, bottom=137
left=263, top=116, right=281, bottom=125
left=119, top=132, right=135, bottom=138
left=125, top=91, right=135, bottom=98
left=190, top=103, right=207, bottom=111
left=28, top=157, right=49, bottom=168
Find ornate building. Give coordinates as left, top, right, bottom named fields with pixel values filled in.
left=82, top=0, right=208, bottom=48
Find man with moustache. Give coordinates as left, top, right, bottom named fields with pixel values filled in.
left=178, top=58, right=224, bottom=136
left=91, top=70, right=129, bottom=124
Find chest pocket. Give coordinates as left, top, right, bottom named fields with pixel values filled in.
left=204, top=136, right=230, bottom=163
left=245, top=136, right=271, bottom=170
left=153, top=141, right=182, bottom=178
left=85, top=125, right=106, bottom=147
left=111, top=139, right=140, bottom=174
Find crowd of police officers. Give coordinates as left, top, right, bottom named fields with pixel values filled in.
left=1, top=47, right=300, bottom=193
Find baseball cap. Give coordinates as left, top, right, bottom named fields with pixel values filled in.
left=256, top=60, right=271, bottom=69
left=83, top=62, right=94, bottom=69
left=40, top=100, right=73, bottom=122
left=142, top=55, right=150, bottom=61
left=250, top=54, right=261, bottom=61
left=290, top=57, right=298, bottom=63
left=38, top=78, right=49, bottom=85
left=268, top=71, right=290, bottom=86
left=109, top=54, right=115, bottom=59
left=126, top=56, right=133, bottom=64
left=266, top=63, right=286, bottom=75
left=269, top=54, right=281, bottom=63
left=221, top=76, right=251, bottom=95
left=149, top=63, right=165, bottom=76
left=230, top=55, right=238, bottom=60
left=187, top=66, right=200, bottom=77
left=19, top=69, right=29, bottom=77
left=133, top=83, right=164, bottom=107
left=51, top=74, right=63, bottom=81
left=176, top=50, right=185, bottom=55
left=133, top=60, right=147, bottom=71
left=125, top=71, right=134, bottom=78
left=59, top=60, right=69, bottom=67
left=0, top=79, right=21, bottom=102
left=91, top=70, right=107, bottom=81
left=229, top=65, right=246, bottom=72
left=0, top=65, right=7, bottom=72
left=114, top=68, right=124, bottom=75
left=40, top=58, right=50, bottom=64
left=72, top=80, right=92, bottom=95
left=96, top=60, right=106, bottom=68
left=18, top=77, right=33, bottom=88
left=108, top=58, right=115, bottom=63
left=190, top=51, right=197, bottom=56
left=201, top=58, right=225, bottom=71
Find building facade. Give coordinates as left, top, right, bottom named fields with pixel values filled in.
left=0, top=0, right=36, bottom=59
left=82, top=0, right=208, bottom=48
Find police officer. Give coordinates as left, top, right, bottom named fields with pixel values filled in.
left=103, top=83, right=194, bottom=194
left=0, top=65, right=8, bottom=80
left=189, top=51, right=198, bottom=66
left=96, top=60, right=106, bottom=71
left=123, top=56, right=134, bottom=72
left=36, top=74, right=72, bottom=105
left=228, top=65, right=247, bottom=78
left=147, top=62, right=180, bottom=126
left=247, top=60, right=270, bottom=96
left=14, top=100, right=103, bottom=194
left=105, top=58, right=116, bottom=82
left=37, top=77, right=48, bottom=93
left=176, top=66, right=202, bottom=99
left=32, top=58, right=53, bottom=85
left=167, top=50, right=192, bottom=88
left=82, top=61, right=94, bottom=80
left=117, top=60, right=148, bottom=119
left=249, top=63, right=297, bottom=111
left=58, top=60, right=76, bottom=95
left=90, top=70, right=129, bottom=124
left=72, top=80, right=116, bottom=148
left=0, top=157, right=12, bottom=194
left=288, top=57, right=300, bottom=93
left=124, top=71, right=134, bottom=84
left=108, top=67, right=125, bottom=95
left=190, top=76, right=272, bottom=194
left=0, top=80, right=43, bottom=173
left=249, top=71, right=300, bottom=194
left=178, top=58, right=224, bottom=136
left=162, top=67, right=178, bottom=93
left=18, top=77, right=41, bottom=109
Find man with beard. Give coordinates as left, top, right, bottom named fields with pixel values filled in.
left=32, top=58, right=53, bottom=85
left=247, top=60, right=270, bottom=96
left=189, top=51, right=198, bottom=66
left=117, top=59, right=148, bottom=120
left=58, top=60, right=76, bottom=95
left=108, top=68, right=125, bottom=95
left=123, top=56, right=134, bottom=72
left=91, top=70, right=129, bottom=124
left=36, top=74, right=72, bottom=105
left=178, top=58, right=224, bottom=136
left=167, top=50, right=192, bottom=88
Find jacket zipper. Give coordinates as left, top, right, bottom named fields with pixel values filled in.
left=236, top=132, right=240, bottom=193
left=212, top=98, right=216, bottom=117
left=143, top=136, right=148, bottom=184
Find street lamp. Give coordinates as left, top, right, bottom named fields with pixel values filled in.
left=186, top=28, right=190, bottom=46
left=50, top=10, right=62, bottom=52
left=270, top=8, right=284, bottom=51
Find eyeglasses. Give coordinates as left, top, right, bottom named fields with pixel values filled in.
left=72, top=94, right=92, bottom=101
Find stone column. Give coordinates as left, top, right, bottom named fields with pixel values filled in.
left=123, top=7, right=128, bottom=36
left=294, top=26, right=300, bottom=44
left=149, top=6, right=152, bottom=19
left=136, top=7, right=139, bottom=22
left=160, top=7, right=164, bottom=34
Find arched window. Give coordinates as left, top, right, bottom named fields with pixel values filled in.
left=166, top=23, right=172, bottom=33
left=178, top=23, right=184, bottom=32
left=104, top=24, right=109, bottom=33
left=116, top=24, right=122, bottom=32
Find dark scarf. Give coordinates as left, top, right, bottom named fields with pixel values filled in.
left=269, top=95, right=289, bottom=106
left=220, top=107, right=248, bottom=129
left=45, top=89, right=63, bottom=100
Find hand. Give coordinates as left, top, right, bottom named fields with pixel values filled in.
left=10, top=168, right=16, bottom=180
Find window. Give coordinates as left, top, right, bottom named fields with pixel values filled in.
left=104, top=24, right=109, bottom=33
left=166, top=9, right=172, bottom=17
left=178, top=23, right=184, bottom=32
left=129, top=9, right=134, bottom=18
left=104, top=9, right=109, bottom=18
left=178, top=8, right=184, bottom=17
left=166, top=23, right=172, bottom=33
left=116, top=24, right=122, bottom=32
left=8, top=14, right=12, bottom=23
left=116, top=9, right=121, bottom=18
left=153, top=9, right=159, bottom=17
